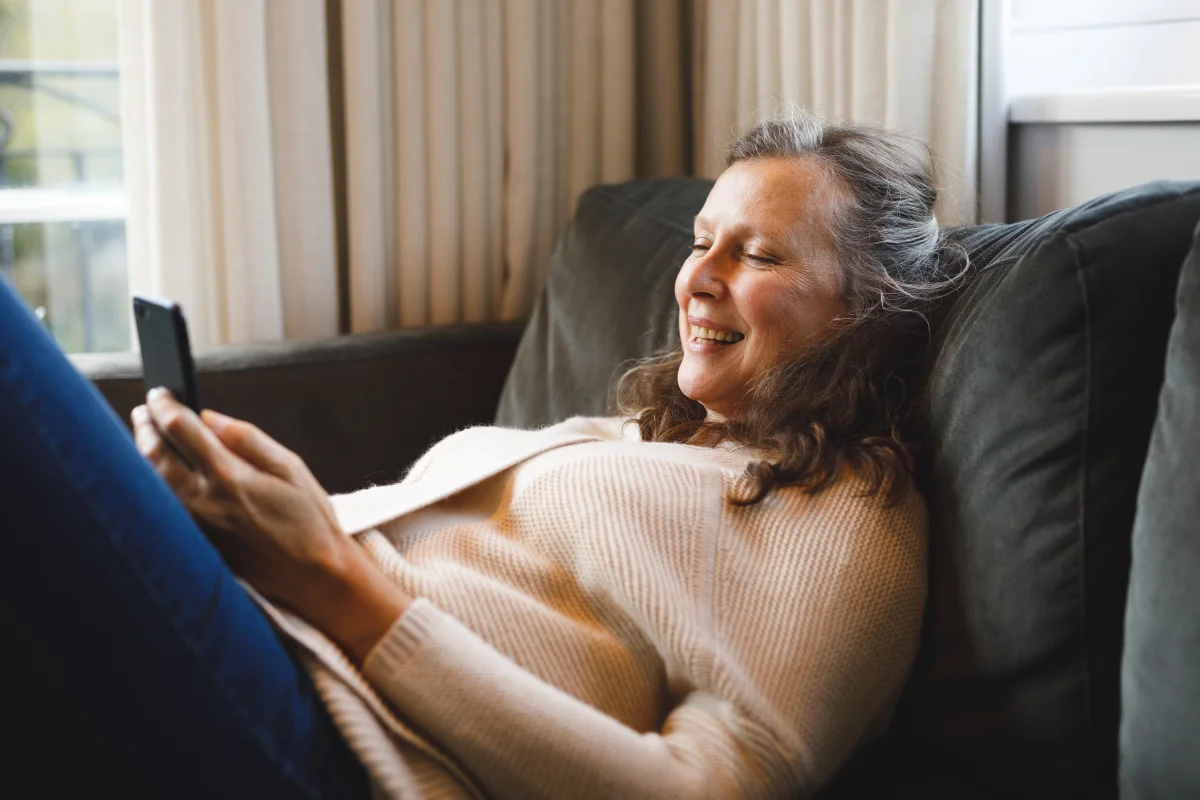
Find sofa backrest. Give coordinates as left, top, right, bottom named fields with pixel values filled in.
left=911, top=182, right=1200, bottom=799
left=78, top=323, right=523, bottom=495
left=496, top=176, right=1200, bottom=799
left=1119, top=219, right=1200, bottom=799
left=496, top=178, right=713, bottom=424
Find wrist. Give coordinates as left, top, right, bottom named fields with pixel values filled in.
left=309, top=539, right=413, bottom=664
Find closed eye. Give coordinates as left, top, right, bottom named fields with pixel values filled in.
left=744, top=252, right=778, bottom=266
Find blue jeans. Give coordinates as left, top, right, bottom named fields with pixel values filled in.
left=0, top=276, right=369, bottom=798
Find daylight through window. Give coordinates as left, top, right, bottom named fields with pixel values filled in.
left=0, top=0, right=126, bottom=354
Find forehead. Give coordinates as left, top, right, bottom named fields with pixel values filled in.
left=696, top=157, right=841, bottom=249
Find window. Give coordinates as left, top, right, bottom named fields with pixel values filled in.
left=0, top=0, right=127, bottom=353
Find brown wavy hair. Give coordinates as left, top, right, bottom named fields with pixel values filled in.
left=614, top=110, right=966, bottom=505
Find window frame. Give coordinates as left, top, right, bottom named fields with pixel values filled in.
left=0, top=56, right=127, bottom=353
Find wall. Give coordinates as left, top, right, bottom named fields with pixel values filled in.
left=1002, top=0, right=1200, bottom=221
left=1007, top=0, right=1200, bottom=96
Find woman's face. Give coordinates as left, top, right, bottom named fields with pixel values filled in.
left=675, top=156, right=848, bottom=420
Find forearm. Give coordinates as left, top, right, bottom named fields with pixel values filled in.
left=361, top=600, right=775, bottom=800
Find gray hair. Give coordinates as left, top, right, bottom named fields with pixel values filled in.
left=727, top=110, right=964, bottom=319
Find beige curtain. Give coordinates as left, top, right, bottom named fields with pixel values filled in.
left=692, top=0, right=980, bottom=225
left=116, top=0, right=979, bottom=343
left=340, top=0, right=687, bottom=330
left=117, top=0, right=339, bottom=347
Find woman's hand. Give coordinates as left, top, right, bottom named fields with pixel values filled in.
left=132, top=388, right=410, bottom=662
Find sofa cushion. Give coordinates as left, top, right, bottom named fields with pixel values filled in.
left=1119, top=220, right=1200, bottom=799
left=909, top=182, right=1200, bottom=799
left=494, top=176, right=1200, bottom=798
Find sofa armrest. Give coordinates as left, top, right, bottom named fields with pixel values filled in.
left=71, top=322, right=524, bottom=495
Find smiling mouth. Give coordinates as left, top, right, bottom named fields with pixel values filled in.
left=689, top=324, right=745, bottom=344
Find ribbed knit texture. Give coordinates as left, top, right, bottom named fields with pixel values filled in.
left=263, top=417, right=928, bottom=799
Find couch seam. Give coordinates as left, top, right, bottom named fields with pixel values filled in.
left=1068, top=233, right=1095, bottom=785
left=1063, top=187, right=1200, bottom=792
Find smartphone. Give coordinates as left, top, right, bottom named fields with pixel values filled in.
left=133, top=294, right=201, bottom=414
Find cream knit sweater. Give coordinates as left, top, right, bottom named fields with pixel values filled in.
left=253, top=417, right=928, bottom=799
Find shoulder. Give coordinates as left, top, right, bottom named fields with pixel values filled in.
left=775, top=466, right=926, bottom=529
left=726, top=470, right=928, bottom=574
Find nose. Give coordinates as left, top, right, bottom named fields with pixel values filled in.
left=681, top=248, right=729, bottom=300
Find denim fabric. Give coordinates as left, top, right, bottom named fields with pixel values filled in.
left=0, top=276, right=368, bottom=799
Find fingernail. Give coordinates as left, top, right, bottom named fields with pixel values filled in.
left=148, top=386, right=168, bottom=401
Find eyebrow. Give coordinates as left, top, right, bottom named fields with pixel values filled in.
left=693, top=214, right=795, bottom=251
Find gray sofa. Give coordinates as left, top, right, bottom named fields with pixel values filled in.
left=79, top=178, right=1200, bottom=799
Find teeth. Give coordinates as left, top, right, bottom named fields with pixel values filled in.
left=689, top=324, right=744, bottom=343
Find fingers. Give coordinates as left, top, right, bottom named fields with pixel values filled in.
left=145, top=388, right=241, bottom=485
left=201, top=409, right=303, bottom=482
left=140, top=390, right=310, bottom=491
left=131, top=404, right=200, bottom=494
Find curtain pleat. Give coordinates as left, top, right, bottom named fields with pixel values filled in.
left=598, top=0, right=636, bottom=183
left=498, top=0, right=538, bottom=323
left=692, top=0, right=979, bottom=225
left=342, top=0, right=680, bottom=329
left=266, top=3, right=340, bottom=340
left=119, top=0, right=976, bottom=341
left=734, top=2, right=756, bottom=131
left=424, top=0, right=461, bottom=325
left=211, top=0, right=283, bottom=344
left=635, top=0, right=687, bottom=177
left=118, top=0, right=337, bottom=347
left=457, top=1, right=491, bottom=323
left=482, top=0, right=505, bottom=321
left=343, top=0, right=394, bottom=332
left=393, top=0, right=427, bottom=327
left=695, top=0, right=737, bottom=178
left=568, top=0, right=602, bottom=211
left=120, top=0, right=217, bottom=344
left=530, top=1, right=562, bottom=300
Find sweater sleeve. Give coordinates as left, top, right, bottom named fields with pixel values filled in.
left=360, top=491, right=928, bottom=800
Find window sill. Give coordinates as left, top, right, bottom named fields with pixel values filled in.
left=0, top=188, right=127, bottom=225
left=1009, top=85, right=1200, bottom=124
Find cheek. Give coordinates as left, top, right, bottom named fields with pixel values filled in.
left=744, top=279, right=842, bottom=350
left=741, top=282, right=797, bottom=335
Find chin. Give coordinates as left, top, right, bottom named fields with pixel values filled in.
left=676, top=359, right=699, bottom=398
left=676, top=364, right=718, bottom=411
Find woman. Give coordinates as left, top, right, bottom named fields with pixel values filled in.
left=2, top=112, right=956, bottom=798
